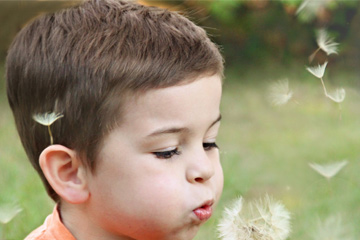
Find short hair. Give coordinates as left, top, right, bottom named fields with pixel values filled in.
left=6, top=0, right=223, bottom=201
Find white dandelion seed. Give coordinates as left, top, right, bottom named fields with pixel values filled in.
left=296, top=0, right=311, bottom=15
left=296, top=0, right=332, bottom=20
left=268, top=79, right=293, bottom=106
left=309, top=29, right=340, bottom=62
left=217, top=195, right=291, bottom=240
left=0, top=204, right=22, bottom=224
left=317, top=29, right=339, bottom=56
left=327, top=88, right=346, bottom=103
left=306, top=61, right=328, bottom=79
left=309, top=160, right=348, bottom=180
left=311, top=215, right=355, bottom=240
left=32, top=112, right=64, bottom=126
left=296, top=0, right=325, bottom=16
left=33, top=112, right=64, bottom=145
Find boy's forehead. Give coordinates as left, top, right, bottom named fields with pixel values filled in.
left=126, top=74, right=221, bottom=103
left=103, top=75, right=222, bottom=146
left=127, top=72, right=222, bottom=98
left=102, top=74, right=222, bottom=135
left=121, top=75, right=222, bottom=119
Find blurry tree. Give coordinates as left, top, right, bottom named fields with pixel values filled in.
left=0, top=0, right=359, bottom=70
left=150, top=0, right=359, bottom=69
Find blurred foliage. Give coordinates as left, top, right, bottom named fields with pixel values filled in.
left=0, top=0, right=359, bottom=76
left=153, top=0, right=360, bottom=69
left=1, top=2, right=360, bottom=238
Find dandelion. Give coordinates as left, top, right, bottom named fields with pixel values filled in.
left=296, top=0, right=333, bottom=22
left=327, top=88, right=346, bottom=103
left=316, top=29, right=339, bottom=56
left=268, top=79, right=293, bottom=106
left=0, top=204, right=22, bottom=224
left=311, top=215, right=354, bottom=240
left=306, top=62, right=329, bottom=98
left=217, top=197, right=244, bottom=240
left=218, top=195, right=291, bottom=240
left=296, top=0, right=311, bottom=15
left=33, top=112, right=64, bottom=145
left=306, top=62, right=328, bottom=79
left=33, top=112, right=64, bottom=126
left=296, top=0, right=320, bottom=17
left=309, top=29, right=339, bottom=62
left=309, top=160, right=348, bottom=180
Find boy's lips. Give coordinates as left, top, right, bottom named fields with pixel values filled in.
left=193, top=200, right=214, bottom=221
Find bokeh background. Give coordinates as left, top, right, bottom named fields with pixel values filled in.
left=1, top=0, right=359, bottom=239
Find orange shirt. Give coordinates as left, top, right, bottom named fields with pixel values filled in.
left=25, top=205, right=76, bottom=240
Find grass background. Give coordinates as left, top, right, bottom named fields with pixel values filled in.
left=1, top=63, right=360, bottom=240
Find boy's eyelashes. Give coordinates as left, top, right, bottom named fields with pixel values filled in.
left=152, top=142, right=219, bottom=159
left=153, top=148, right=181, bottom=159
left=203, top=142, right=219, bottom=151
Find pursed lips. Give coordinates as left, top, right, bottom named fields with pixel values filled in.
left=192, top=199, right=214, bottom=221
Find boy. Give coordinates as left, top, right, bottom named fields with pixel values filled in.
left=6, top=0, right=224, bottom=239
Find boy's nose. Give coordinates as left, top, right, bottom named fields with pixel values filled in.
left=186, top=148, right=215, bottom=183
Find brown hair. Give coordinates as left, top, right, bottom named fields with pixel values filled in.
left=6, top=0, right=223, bottom=201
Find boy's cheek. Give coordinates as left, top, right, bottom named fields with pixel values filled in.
left=214, top=164, right=224, bottom=203
left=219, top=169, right=225, bottom=196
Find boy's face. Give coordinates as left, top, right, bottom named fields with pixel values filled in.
left=86, top=75, right=223, bottom=240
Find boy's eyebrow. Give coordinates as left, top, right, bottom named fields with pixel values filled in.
left=209, top=114, right=222, bottom=129
left=146, top=114, right=222, bottom=138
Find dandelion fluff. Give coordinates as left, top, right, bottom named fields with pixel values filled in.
left=217, top=197, right=246, bottom=240
left=296, top=0, right=333, bottom=22
left=317, top=29, right=339, bottom=56
left=32, top=112, right=64, bottom=126
left=309, top=160, right=348, bottom=180
left=296, top=0, right=310, bottom=15
left=306, top=62, right=328, bottom=79
left=0, top=204, right=22, bottom=224
left=296, top=0, right=325, bottom=16
left=268, top=79, right=293, bottom=106
left=218, top=195, right=291, bottom=240
left=327, top=88, right=346, bottom=103
left=32, top=112, right=64, bottom=144
left=311, top=215, right=355, bottom=240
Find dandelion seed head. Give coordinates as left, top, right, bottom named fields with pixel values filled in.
left=327, top=88, right=346, bottom=103
left=218, top=195, right=291, bottom=240
left=309, top=160, right=348, bottom=179
left=217, top=197, right=245, bottom=240
left=254, top=195, right=291, bottom=240
left=32, top=112, right=64, bottom=126
left=0, top=204, right=22, bottom=224
left=306, top=61, right=328, bottom=79
left=268, top=79, right=293, bottom=106
left=317, top=29, right=339, bottom=56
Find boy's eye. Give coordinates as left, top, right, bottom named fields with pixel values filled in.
left=203, top=142, right=218, bottom=151
left=152, top=148, right=181, bottom=159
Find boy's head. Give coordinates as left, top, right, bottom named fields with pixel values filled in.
left=6, top=0, right=223, bottom=202
left=80, top=74, right=224, bottom=239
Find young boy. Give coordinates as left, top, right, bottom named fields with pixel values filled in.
left=6, top=0, right=224, bottom=239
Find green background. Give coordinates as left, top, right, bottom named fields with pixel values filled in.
left=1, top=1, right=359, bottom=239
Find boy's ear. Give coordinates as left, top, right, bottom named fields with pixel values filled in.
left=39, top=145, right=90, bottom=204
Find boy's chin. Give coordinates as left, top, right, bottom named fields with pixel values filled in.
left=150, top=225, right=200, bottom=240
left=172, top=225, right=201, bottom=240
